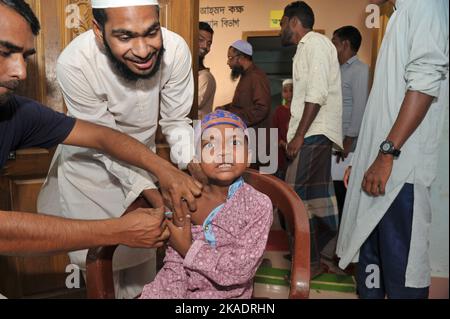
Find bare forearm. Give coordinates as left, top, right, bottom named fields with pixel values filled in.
left=63, top=120, right=173, bottom=179
left=386, top=91, right=434, bottom=149
left=0, top=211, right=121, bottom=256
left=294, top=103, right=321, bottom=139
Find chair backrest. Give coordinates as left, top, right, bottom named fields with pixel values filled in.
left=86, top=169, right=310, bottom=299
left=243, top=169, right=310, bottom=299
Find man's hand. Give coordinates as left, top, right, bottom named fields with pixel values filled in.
left=157, top=163, right=203, bottom=227
left=142, top=189, right=164, bottom=208
left=286, top=136, right=304, bottom=160
left=336, top=137, right=355, bottom=163
left=118, top=207, right=169, bottom=248
left=362, top=153, right=393, bottom=196
left=167, top=215, right=192, bottom=258
left=344, top=166, right=352, bottom=188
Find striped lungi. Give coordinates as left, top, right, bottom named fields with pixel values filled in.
left=285, top=135, right=339, bottom=275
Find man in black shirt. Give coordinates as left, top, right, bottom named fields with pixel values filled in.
left=0, top=0, right=202, bottom=257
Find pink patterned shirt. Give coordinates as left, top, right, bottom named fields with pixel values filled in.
left=140, top=180, right=273, bottom=299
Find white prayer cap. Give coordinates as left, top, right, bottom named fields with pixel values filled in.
left=231, top=40, right=253, bottom=56
left=91, top=0, right=159, bottom=9
left=282, top=79, right=293, bottom=86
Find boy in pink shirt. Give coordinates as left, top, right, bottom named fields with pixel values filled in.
left=140, top=110, right=273, bottom=299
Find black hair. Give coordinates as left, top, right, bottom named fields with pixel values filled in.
left=0, top=0, right=40, bottom=35
left=93, top=6, right=160, bottom=30
left=333, top=25, right=363, bottom=53
left=283, top=1, right=315, bottom=30
left=199, top=21, right=214, bottom=35
left=92, top=8, right=108, bottom=30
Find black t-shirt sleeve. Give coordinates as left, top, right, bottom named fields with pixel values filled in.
left=13, top=96, right=76, bottom=150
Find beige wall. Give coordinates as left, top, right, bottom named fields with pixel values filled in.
left=200, top=0, right=374, bottom=107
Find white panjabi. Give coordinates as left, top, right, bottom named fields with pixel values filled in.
left=91, top=0, right=158, bottom=8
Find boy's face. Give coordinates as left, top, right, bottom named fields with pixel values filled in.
left=200, top=124, right=249, bottom=186
left=282, top=84, right=293, bottom=103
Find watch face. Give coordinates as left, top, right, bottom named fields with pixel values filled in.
left=382, top=142, right=391, bottom=152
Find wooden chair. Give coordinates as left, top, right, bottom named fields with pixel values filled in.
left=86, top=169, right=310, bottom=299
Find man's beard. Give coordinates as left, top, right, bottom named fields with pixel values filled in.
left=230, top=65, right=244, bottom=81
left=281, top=27, right=295, bottom=47
left=0, top=80, right=19, bottom=105
left=103, top=35, right=164, bottom=82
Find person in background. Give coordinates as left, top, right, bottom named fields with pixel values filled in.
left=280, top=1, right=343, bottom=277
left=337, top=0, right=448, bottom=299
left=219, top=40, right=271, bottom=169
left=272, top=79, right=293, bottom=181
left=198, top=22, right=216, bottom=120
left=331, top=25, right=369, bottom=217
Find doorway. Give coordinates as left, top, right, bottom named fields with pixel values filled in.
left=243, top=31, right=296, bottom=112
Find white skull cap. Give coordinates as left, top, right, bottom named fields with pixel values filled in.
left=91, top=0, right=159, bottom=8
left=230, top=40, right=253, bottom=56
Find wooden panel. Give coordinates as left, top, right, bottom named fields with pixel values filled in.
left=16, top=0, right=46, bottom=105
left=59, top=0, right=93, bottom=49
left=162, top=0, right=199, bottom=120
left=1, top=148, right=54, bottom=177
left=0, top=149, right=72, bottom=299
left=10, top=179, right=70, bottom=297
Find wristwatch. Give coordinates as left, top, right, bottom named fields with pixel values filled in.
left=379, top=140, right=401, bottom=157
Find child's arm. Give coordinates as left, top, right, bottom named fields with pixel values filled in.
left=167, top=216, right=192, bottom=257
left=182, top=195, right=273, bottom=287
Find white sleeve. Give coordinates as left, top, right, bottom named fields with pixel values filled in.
left=159, top=37, right=195, bottom=170
left=405, top=0, right=449, bottom=98
left=57, top=61, right=157, bottom=208
left=304, top=38, right=331, bottom=106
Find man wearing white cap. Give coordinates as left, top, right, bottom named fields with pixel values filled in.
left=38, top=0, right=201, bottom=298
left=219, top=39, right=271, bottom=168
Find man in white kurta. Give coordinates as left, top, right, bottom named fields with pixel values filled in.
left=38, top=1, right=195, bottom=298
left=336, top=0, right=448, bottom=298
